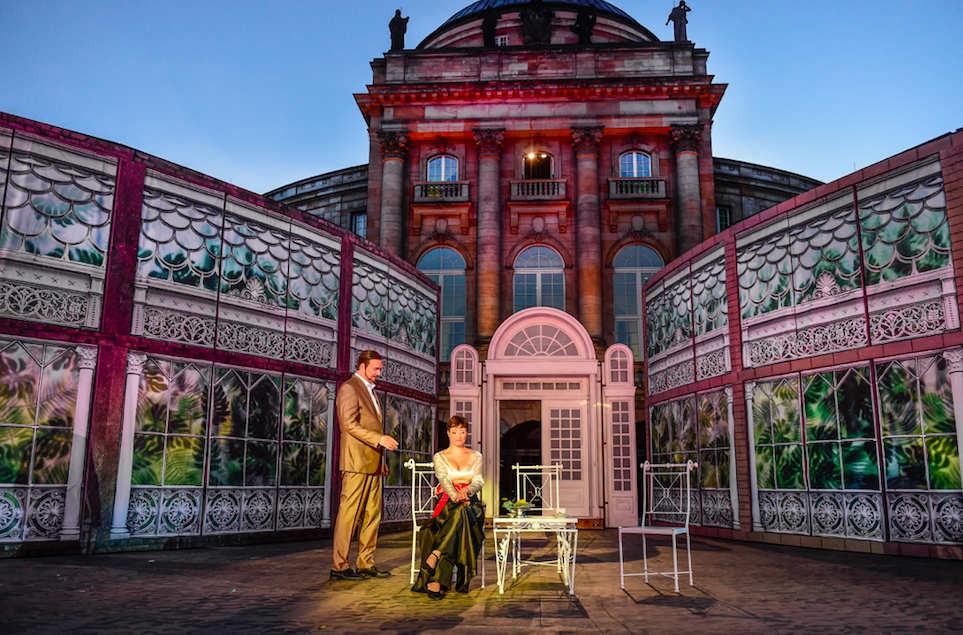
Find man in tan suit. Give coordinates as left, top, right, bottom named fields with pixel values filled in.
left=330, top=350, right=399, bottom=580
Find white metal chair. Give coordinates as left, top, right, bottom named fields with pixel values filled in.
left=513, top=463, right=562, bottom=515
left=505, top=463, right=570, bottom=580
left=618, top=460, right=698, bottom=593
left=405, top=458, right=485, bottom=588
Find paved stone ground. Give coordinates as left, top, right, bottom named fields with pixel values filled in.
left=1, top=528, right=961, bottom=634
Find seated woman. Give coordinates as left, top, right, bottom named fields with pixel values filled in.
left=411, top=415, right=485, bottom=599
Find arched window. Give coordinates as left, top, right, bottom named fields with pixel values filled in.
left=513, top=246, right=564, bottom=312
left=427, top=155, right=458, bottom=182
left=523, top=151, right=552, bottom=179
left=417, top=247, right=466, bottom=361
left=613, top=245, right=663, bottom=356
left=619, top=151, right=652, bottom=178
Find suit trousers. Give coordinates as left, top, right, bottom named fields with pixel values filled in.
left=332, top=470, right=383, bottom=571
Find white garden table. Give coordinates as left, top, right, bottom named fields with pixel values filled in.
left=492, top=515, right=578, bottom=594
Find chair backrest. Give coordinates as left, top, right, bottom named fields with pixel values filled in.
left=641, top=461, right=697, bottom=528
left=404, top=458, right=438, bottom=527
left=513, top=463, right=562, bottom=515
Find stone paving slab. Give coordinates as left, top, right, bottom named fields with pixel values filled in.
left=1, top=528, right=961, bottom=634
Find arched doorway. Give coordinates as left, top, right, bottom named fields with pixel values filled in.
left=483, top=307, right=601, bottom=520
left=447, top=310, right=639, bottom=526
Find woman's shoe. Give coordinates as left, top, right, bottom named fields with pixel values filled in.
left=427, top=589, right=444, bottom=600
left=423, top=551, right=440, bottom=574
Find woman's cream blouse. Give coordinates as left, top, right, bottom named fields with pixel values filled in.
left=433, top=450, right=484, bottom=499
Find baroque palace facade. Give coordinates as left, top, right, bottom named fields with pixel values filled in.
left=271, top=0, right=963, bottom=555
left=271, top=0, right=823, bottom=529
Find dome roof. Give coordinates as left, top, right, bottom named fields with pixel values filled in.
left=441, top=0, right=640, bottom=29
left=418, top=0, right=654, bottom=49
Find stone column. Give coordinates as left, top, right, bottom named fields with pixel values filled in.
left=378, top=130, right=408, bottom=256
left=671, top=124, right=703, bottom=256
left=943, top=348, right=963, bottom=480
left=110, top=351, right=146, bottom=539
left=60, top=345, right=98, bottom=541
left=474, top=128, right=504, bottom=340
left=572, top=126, right=604, bottom=340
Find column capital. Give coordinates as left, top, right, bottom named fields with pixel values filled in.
left=473, top=128, right=504, bottom=156
left=76, top=345, right=98, bottom=370
left=944, top=347, right=963, bottom=373
left=670, top=124, right=702, bottom=152
left=571, top=126, right=603, bottom=154
left=378, top=130, right=409, bottom=159
left=126, top=351, right=147, bottom=377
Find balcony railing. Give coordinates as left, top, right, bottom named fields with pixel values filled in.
left=412, top=181, right=470, bottom=203
left=510, top=179, right=567, bottom=201
left=608, top=178, right=666, bottom=199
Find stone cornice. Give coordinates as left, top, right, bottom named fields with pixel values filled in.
left=356, top=80, right=722, bottom=110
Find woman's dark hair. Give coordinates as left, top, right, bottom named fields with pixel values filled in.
left=447, top=415, right=469, bottom=431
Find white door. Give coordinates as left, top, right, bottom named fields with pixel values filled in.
left=542, top=401, right=591, bottom=517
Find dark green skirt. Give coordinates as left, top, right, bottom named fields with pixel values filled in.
left=411, top=496, right=485, bottom=593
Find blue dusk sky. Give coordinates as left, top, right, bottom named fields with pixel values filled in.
left=2, top=0, right=961, bottom=194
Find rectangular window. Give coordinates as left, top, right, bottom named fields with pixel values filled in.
left=715, top=206, right=732, bottom=232
left=351, top=212, right=366, bottom=238
left=495, top=35, right=509, bottom=47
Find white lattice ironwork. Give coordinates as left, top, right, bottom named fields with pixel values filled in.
left=809, top=492, right=884, bottom=539
left=888, top=492, right=963, bottom=544
left=0, top=279, right=91, bottom=327
left=382, top=485, right=412, bottom=523
left=746, top=316, right=867, bottom=367
left=871, top=300, right=946, bottom=342
left=648, top=358, right=694, bottom=395
left=0, top=487, right=67, bottom=542
left=128, top=487, right=203, bottom=536
left=141, top=306, right=216, bottom=346
left=757, top=491, right=811, bottom=534
left=695, top=346, right=729, bottom=381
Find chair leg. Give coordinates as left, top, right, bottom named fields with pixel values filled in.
left=618, top=529, right=624, bottom=589
left=481, top=533, right=486, bottom=588
left=641, top=531, right=649, bottom=584
left=671, top=533, right=679, bottom=594
left=685, top=531, right=693, bottom=586
left=410, top=529, right=417, bottom=586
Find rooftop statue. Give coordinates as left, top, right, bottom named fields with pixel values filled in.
left=389, top=9, right=409, bottom=51
left=666, top=1, right=691, bottom=42
left=571, top=7, right=597, bottom=45
left=520, top=0, right=553, bottom=45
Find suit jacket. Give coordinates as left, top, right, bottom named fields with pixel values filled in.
left=336, top=374, right=385, bottom=474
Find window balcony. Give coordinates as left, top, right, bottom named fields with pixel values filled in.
left=412, top=181, right=470, bottom=203
left=608, top=178, right=666, bottom=199
left=510, top=179, right=567, bottom=201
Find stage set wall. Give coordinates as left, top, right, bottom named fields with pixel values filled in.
left=643, top=129, right=963, bottom=559
left=0, top=113, right=439, bottom=555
